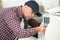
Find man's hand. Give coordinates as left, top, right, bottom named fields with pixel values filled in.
left=35, top=25, right=47, bottom=33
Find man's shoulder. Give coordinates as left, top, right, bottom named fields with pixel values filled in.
left=0, top=6, right=21, bottom=19
left=3, top=6, right=20, bottom=12
left=0, top=6, right=21, bottom=15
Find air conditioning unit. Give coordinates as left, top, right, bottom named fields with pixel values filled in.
left=44, top=7, right=60, bottom=40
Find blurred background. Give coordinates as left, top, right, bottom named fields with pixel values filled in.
left=0, top=0, right=60, bottom=40
left=0, top=0, right=60, bottom=12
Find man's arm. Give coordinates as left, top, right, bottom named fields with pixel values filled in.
left=3, top=9, right=37, bottom=38
left=28, top=19, right=41, bottom=27
left=28, top=19, right=41, bottom=38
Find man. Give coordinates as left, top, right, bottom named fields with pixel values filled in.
left=0, top=1, right=46, bottom=40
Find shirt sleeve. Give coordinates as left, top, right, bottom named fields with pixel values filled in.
left=3, top=8, right=36, bottom=38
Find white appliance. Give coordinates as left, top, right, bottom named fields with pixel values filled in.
left=44, top=7, right=60, bottom=40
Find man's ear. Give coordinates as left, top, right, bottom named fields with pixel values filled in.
left=21, top=5, right=26, bottom=13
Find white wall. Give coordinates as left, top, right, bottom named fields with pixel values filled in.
left=2, top=0, right=59, bottom=9
left=2, top=0, right=29, bottom=8
left=36, top=0, right=59, bottom=10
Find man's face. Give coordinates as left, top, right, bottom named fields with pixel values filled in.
left=22, top=5, right=35, bottom=19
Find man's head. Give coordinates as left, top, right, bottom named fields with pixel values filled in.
left=22, top=1, right=41, bottom=19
